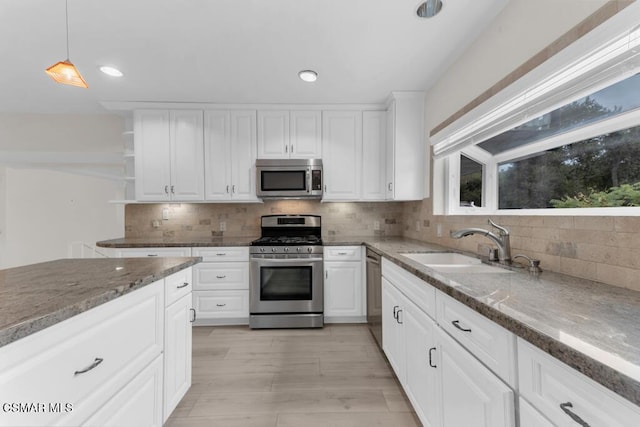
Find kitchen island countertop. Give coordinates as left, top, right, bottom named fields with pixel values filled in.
left=0, top=257, right=200, bottom=348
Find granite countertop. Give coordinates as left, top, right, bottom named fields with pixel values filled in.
left=96, top=236, right=257, bottom=248
left=94, top=234, right=640, bottom=405
left=0, top=257, right=200, bottom=348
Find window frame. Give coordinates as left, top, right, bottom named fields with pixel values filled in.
left=432, top=3, right=640, bottom=216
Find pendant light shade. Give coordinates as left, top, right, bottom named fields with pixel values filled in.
left=45, top=60, right=88, bottom=88
left=45, top=0, right=88, bottom=88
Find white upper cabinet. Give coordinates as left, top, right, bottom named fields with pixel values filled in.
left=204, top=110, right=258, bottom=201
left=362, top=110, right=387, bottom=201
left=386, top=92, right=426, bottom=201
left=257, top=110, right=321, bottom=159
left=322, top=110, right=362, bottom=200
left=134, top=110, right=204, bottom=202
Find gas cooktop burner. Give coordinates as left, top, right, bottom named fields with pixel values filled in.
left=251, top=236, right=323, bottom=246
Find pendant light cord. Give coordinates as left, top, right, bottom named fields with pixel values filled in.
left=65, top=0, right=70, bottom=60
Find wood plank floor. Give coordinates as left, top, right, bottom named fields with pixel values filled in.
left=166, top=324, right=421, bottom=427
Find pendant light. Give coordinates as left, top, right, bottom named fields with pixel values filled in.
left=45, top=0, right=88, bottom=88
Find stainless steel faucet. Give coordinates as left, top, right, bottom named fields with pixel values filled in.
left=450, top=219, right=511, bottom=263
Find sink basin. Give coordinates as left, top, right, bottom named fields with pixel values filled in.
left=401, top=252, right=481, bottom=265
left=400, top=252, right=512, bottom=274
left=428, top=264, right=512, bottom=274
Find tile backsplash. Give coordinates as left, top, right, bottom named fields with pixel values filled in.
left=125, top=201, right=405, bottom=239
left=402, top=199, right=640, bottom=292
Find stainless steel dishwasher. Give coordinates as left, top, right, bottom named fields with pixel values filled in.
left=366, top=249, right=382, bottom=348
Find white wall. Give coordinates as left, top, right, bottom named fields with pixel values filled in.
left=0, top=113, right=126, bottom=268
left=2, top=168, right=124, bottom=268
left=424, top=0, right=608, bottom=133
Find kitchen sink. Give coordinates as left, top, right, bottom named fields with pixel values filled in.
left=400, top=252, right=481, bottom=265
left=400, top=252, right=512, bottom=274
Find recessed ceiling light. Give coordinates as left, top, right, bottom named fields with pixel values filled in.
left=99, top=66, right=123, bottom=77
left=416, top=0, right=443, bottom=18
left=298, top=70, right=318, bottom=83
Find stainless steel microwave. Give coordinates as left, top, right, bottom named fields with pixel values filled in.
left=256, top=159, right=323, bottom=199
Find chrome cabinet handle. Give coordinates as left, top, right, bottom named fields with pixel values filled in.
left=216, top=275, right=226, bottom=279
left=452, top=320, right=472, bottom=332
left=177, top=282, right=189, bottom=289
left=325, top=270, right=328, bottom=279
left=428, top=347, right=437, bottom=368
left=285, top=144, right=288, bottom=153
left=216, top=303, right=226, bottom=307
left=170, top=185, right=175, bottom=194
left=291, top=144, right=294, bottom=153
left=164, top=185, right=169, bottom=194
left=74, top=357, right=104, bottom=376
left=337, top=252, right=348, bottom=255
left=216, top=253, right=226, bottom=256
left=226, top=185, right=230, bottom=194
left=396, top=309, right=403, bottom=324
left=232, top=185, right=236, bottom=193
left=190, top=308, right=196, bottom=322
left=393, top=305, right=400, bottom=319
left=560, top=402, right=590, bottom=427
left=388, top=182, right=393, bottom=191
left=324, top=185, right=327, bottom=192
left=147, top=254, right=158, bottom=257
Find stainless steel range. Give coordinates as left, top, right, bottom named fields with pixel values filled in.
left=249, top=215, right=323, bottom=329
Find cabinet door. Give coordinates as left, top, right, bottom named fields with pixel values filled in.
left=163, top=293, right=193, bottom=423
left=438, top=327, right=515, bottom=427
left=362, top=111, right=387, bottom=201
left=257, top=110, right=289, bottom=158
left=204, top=110, right=232, bottom=200
left=322, top=110, right=362, bottom=200
left=82, top=355, right=163, bottom=427
left=519, top=398, right=554, bottom=427
left=404, top=300, right=440, bottom=427
left=290, top=110, right=322, bottom=158
left=230, top=110, right=258, bottom=200
left=324, top=261, right=363, bottom=319
left=382, top=278, right=405, bottom=383
left=385, top=103, right=395, bottom=200
left=170, top=110, right=205, bottom=201
left=134, top=110, right=171, bottom=201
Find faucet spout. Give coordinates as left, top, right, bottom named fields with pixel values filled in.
left=449, top=220, right=512, bottom=263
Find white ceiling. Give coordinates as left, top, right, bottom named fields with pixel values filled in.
left=0, top=0, right=509, bottom=114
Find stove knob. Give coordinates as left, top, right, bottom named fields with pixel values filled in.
left=260, top=247, right=266, bottom=253
left=271, top=247, right=277, bottom=252
left=307, top=247, right=313, bottom=253
left=284, top=247, right=289, bottom=252
left=297, top=247, right=302, bottom=253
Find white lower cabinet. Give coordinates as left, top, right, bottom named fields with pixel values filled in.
left=192, top=247, right=249, bottom=325
left=518, top=338, right=640, bottom=427
left=381, top=258, right=515, bottom=427
left=324, top=246, right=365, bottom=323
left=163, top=286, right=193, bottom=422
left=83, top=354, right=164, bottom=427
left=519, top=397, right=554, bottom=427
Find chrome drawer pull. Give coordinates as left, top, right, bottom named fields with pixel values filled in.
left=177, top=282, right=189, bottom=289
left=452, top=320, right=472, bottom=332
left=560, top=402, right=590, bottom=427
left=190, top=308, right=196, bottom=323
left=216, top=253, right=226, bottom=256
left=216, top=275, right=227, bottom=279
left=428, top=347, right=437, bottom=368
left=74, top=357, right=104, bottom=376
left=216, top=303, right=226, bottom=307
left=337, top=252, right=348, bottom=255
left=147, top=254, right=158, bottom=257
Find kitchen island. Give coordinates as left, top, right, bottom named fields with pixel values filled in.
left=0, top=257, right=200, bottom=426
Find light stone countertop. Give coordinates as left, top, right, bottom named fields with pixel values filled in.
left=96, top=236, right=257, bottom=248
left=0, top=257, right=200, bottom=348
left=95, top=235, right=640, bottom=405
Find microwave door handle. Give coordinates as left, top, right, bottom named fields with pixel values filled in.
left=307, top=170, right=311, bottom=193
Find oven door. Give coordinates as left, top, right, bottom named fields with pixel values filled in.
left=250, top=255, right=323, bottom=313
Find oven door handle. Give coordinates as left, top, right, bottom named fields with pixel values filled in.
left=251, top=257, right=323, bottom=263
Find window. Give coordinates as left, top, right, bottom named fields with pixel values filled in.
left=432, top=10, right=640, bottom=215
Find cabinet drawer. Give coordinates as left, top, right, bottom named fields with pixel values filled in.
left=193, top=263, right=249, bottom=290
left=193, top=290, right=249, bottom=318
left=436, top=291, right=516, bottom=387
left=324, top=246, right=362, bottom=261
left=165, top=267, right=193, bottom=306
left=0, top=281, right=163, bottom=427
left=115, top=247, right=191, bottom=258
left=382, top=258, right=436, bottom=319
left=518, top=338, right=640, bottom=427
left=192, top=247, right=249, bottom=262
